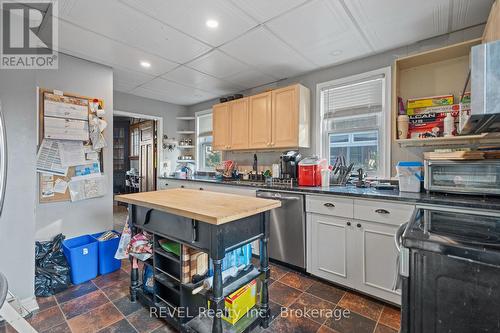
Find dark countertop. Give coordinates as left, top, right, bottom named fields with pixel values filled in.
left=158, top=176, right=500, bottom=211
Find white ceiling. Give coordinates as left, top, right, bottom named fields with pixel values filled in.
left=50, top=0, right=493, bottom=106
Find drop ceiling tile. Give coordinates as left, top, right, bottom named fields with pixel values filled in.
left=451, top=0, right=494, bottom=31
left=58, top=0, right=210, bottom=64
left=114, top=81, right=137, bottom=93
left=114, top=68, right=156, bottom=87
left=57, top=21, right=177, bottom=76
left=186, top=50, right=250, bottom=79
left=344, top=0, right=451, bottom=52
left=138, top=77, right=217, bottom=105
left=119, top=0, right=257, bottom=46
left=266, top=0, right=372, bottom=67
left=230, top=0, right=308, bottom=22
left=220, top=26, right=315, bottom=79
left=224, top=69, right=276, bottom=89
left=162, top=66, right=243, bottom=95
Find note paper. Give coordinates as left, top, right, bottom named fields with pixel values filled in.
left=59, top=140, right=86, bottom=167
left=36, top=139, right=68, bottom=176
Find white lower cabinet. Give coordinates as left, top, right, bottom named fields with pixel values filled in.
left=307, top=195, right=411, bottom=305
left=307, top=213, right=351, bottom=286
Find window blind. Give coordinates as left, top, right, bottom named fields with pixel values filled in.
left=321, top=76, right=384, bottom=120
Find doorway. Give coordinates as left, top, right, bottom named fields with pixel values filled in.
left=113, top=112, right=161, bottom=196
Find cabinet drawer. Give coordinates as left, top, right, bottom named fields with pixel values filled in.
left=306, top=195, right=353, bottom=218
left=354, top=199, right=414, bottom=226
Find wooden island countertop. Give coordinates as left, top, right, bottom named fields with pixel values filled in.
left=115, top=188, right=281, bottom=225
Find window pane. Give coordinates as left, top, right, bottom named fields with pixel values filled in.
left=330, top=147, right=348, bottom=165
left=353, top=131, right=378, bottom=142
left=329, top=131, right=379, bottom=173
left=330, top=134, right=349, bottom=144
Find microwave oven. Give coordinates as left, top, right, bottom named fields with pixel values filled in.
left=424, top=159, right=500, bottom=195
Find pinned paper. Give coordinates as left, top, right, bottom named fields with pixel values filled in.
left=59, top=140, right=86, bottom=167
left=36, top=139, right=68, bottom=176
left=75, top=162, right=100, bottom=177
left=53, top=178, right=68, bottom=194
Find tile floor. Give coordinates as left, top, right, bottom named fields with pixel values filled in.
left=1, top=208, right=401, bottom=333
left=0, top=260, right=400, bottom=333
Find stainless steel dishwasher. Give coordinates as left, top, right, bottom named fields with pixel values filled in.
left=256, top=190, right=306, bottom=269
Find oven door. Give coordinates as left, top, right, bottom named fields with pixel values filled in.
left=425, top=160, right=500, bottom=195
left=406, top=249, right=500, bottom=333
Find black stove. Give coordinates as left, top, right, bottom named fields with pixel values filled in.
left=400, top=208, right=500, bottom=333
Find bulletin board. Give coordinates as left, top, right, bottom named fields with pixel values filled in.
left=37, top=88, right=105, bottom=203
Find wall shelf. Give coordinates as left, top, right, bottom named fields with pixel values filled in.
left=396, top=133, right=500, bottom=147
left=177, top=131, right=195, bottom=134
left=392, top=38, right=483, bottom=145
left=176, top=116, right=195, bottom=120
left=178, top=145, right=195, bottom=149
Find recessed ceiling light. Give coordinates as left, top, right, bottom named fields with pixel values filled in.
left=330, top=50, right=343, bottom=56
left=206, top=19, right=219, bottom=28
left=140, top=61, right=151, bottom=68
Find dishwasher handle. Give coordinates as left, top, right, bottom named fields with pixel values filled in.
left=257, top=192, right=300, bottom=201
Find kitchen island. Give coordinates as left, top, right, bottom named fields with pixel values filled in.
left=115, top=188, right=281, bottom=333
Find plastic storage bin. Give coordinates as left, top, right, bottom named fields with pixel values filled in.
left=91, top=231, right=122, bottom=275
left=62, top=235, right=98, bottom=284
left=397, top=161, right=424, bottom=193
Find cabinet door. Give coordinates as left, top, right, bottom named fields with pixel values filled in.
left=229, top=98, right=249, bottom=150
left=272, top=85, right=299, bottom=148
left=307, top=213, right=352, bottom=286
left=351, top=220, right=401, bottom=304
left=249, top=92, right=272, bottom=149
left=483, top=0, right=499, bottom=43
left=212, top=103, right=230, bottom=151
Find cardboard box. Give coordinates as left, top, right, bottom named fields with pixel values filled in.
left=407, top=95, right=454, bottom=109
left=409, top=113, right=446, bottom=139
left=407, top=103, right=469, bottom=115
left=209, top=279, right=257, bottom=325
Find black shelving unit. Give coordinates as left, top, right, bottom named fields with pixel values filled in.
left=128, top=205, right=271, bottom=333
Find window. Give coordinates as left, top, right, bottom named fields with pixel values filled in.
left=319, top=67, right=391, bottom=178
left=196, top=111, right=221, bottom=171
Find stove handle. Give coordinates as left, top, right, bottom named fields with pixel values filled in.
left=395, top=222, right=408, bottom=252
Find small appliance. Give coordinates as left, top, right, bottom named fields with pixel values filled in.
left=298, top=156, right=327, bottom=187
left=424, top=159, right=500, bottom=195
left=280, top=151, right=301, bottom=180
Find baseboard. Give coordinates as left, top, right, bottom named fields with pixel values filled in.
left=19, top=296, right=39, bottom=314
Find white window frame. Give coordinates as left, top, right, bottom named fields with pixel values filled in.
left=316, top=67, right=392, bottom=179
left=195, top=109, right=218, bottom=172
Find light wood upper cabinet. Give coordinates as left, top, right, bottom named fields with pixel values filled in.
left=212, top=102, right=230, bottom=151
left=249, top=92, right=272, bottom=149
left=212, top=83, right=310, bottom=151
left=229, top=98, right=249, bottom=150
left=272, top=85, right=301, bottom=148
left=484, top=0, right=500, bottom=43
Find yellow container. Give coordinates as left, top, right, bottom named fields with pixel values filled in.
left=209, top=279, right=257, bottom=325
left=407, top=95, right=453, bottom=109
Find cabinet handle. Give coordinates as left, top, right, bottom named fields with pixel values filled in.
left=324, top=203, right=335, bottom=208
left=347, top=222, right=351, bottom=226
left=181, top=185, right=185, bottom=188
left=165, top=183, right=168, bottom=186
left=375, top=209, right=390, bottom=214
left=199, top=187, right=204, bottom=190
left=357, top=223, right=362, bottom=228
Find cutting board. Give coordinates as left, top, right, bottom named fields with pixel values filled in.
left=424, top=151, right=485, bottom=160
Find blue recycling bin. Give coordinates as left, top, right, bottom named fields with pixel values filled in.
left=62, top=235, right=98, bottom=285
left=90, top=231, right=122, bottom=275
